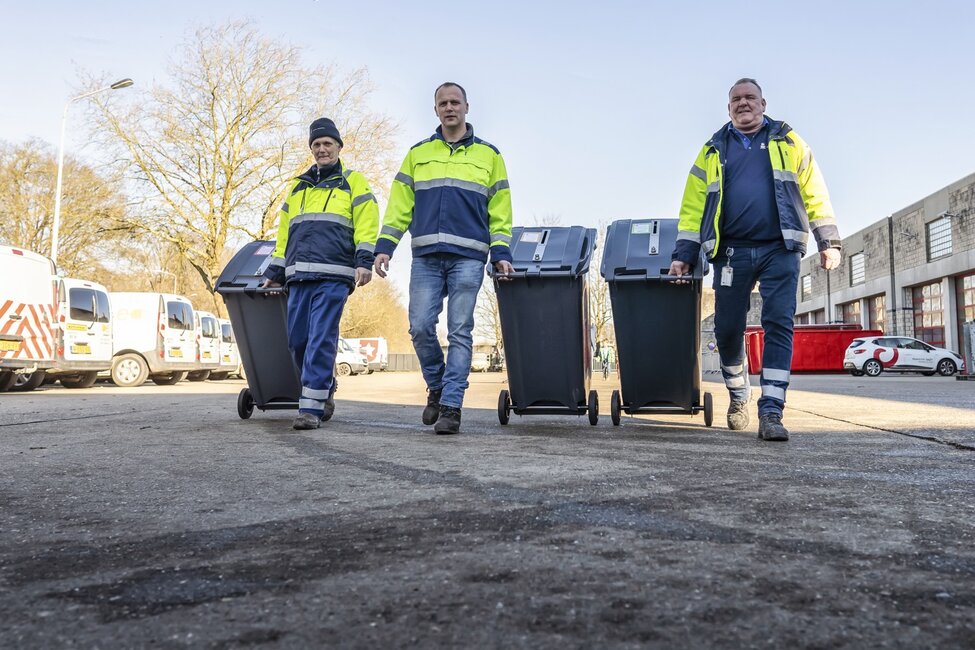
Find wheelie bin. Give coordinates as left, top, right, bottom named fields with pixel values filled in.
left=490, top=226, right=599, bottom=425
left=214, top=240, right=300, bottom=419
left=599, top=218, right=713, bottom=427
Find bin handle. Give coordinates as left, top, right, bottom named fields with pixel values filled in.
left=242, top=286, right=287, bottom=297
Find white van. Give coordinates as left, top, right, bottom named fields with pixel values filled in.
left=187, top=310, right=221, bottom=381
left=0, top=245, right=56, bottom=392
left=109, top=292, right=198, bottom=387
left=344, top=337, right=388, bottom=372
left=209, top=318, right=240, bottom=381
left=336, top=337, right=369, bottom=377
left=47, top=278, right=114, bottom=388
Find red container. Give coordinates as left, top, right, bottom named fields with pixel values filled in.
left=744, top=325, right=883, bottom=374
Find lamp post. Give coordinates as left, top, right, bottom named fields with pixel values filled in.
left=51, top=77, right=134, bottom=264
left=151, top=269, right=178, bottom=294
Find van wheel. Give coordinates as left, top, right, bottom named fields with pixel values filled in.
left=112, top=353, right=149, bottom=387
left=187, top=370, right=211, bottom=382
left=61, top=371, right=99, bottom=389
left=0, top=371, right=17, bottom=392
left=151, top=371, right=187, bottom=386
left=13, top=371, right=47, bottom=392
left=336, top=362, right=352, bottom=377
left=208, top=371, right=230, bottom=381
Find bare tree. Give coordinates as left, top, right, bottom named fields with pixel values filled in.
left=473, top=277, right=503, bottom=347
left=588, top=222, right=615, bottom=349
left=0, top=138, right=134, bottom=277
left=88, top=20, right=399, bottom=294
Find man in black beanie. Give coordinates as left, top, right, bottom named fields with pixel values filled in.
left=262, top=118, right=379, bottom=430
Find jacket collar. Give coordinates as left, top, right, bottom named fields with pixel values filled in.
left=706, top=116, right=791, bottom=152
left=433, top=123, right=475, bottom=149
left=295, top=160, right=345, bottom=186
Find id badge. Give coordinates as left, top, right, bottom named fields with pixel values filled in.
left=721, top=264, right=734, bottom=287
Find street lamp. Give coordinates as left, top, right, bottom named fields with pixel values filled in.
left=51, top=77, right=134, bottom=264
left=151, top=269, right=178, bottom=294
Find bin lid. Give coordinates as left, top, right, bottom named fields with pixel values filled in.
left=215, top=240, right=278, bottom=294
left=491, top=226, right=596, bottom=278
left=600, top=218, right=707, bottom=281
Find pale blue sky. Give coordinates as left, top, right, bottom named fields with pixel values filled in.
left=4, top=0, right=974, bottom=266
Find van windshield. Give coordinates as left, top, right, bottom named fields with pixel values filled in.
left=69, top=288, right=110, bottom=323
left=167, top=301, right=193, bottom=330
left=202, top=317, right=218, bottom=338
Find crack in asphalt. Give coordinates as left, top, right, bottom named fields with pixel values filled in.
left=789, top=407, right=975, bottom=451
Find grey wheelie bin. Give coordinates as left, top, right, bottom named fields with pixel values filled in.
left=490, top=226, right=599, bottom=425
left=214, top=240, right=301, bottom=419
left=600, top=218, right=713, bottom=427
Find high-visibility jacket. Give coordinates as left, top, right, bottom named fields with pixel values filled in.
left=264, top=161, right=379, bottom=288
left=376, top=124, right=513, bottom=264
left=673, top=117, right=841, bottom=266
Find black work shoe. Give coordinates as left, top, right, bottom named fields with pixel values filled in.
left=293, top=412, right=322, bottom=430
left=422, top=389, right=442, bottom=425
left=757, top=413, right=789, bottom=441
left=727, top=399, right=750, bottom=431
left=321, top=397, right=335, bottom=422
left=433, top=406, right=461, bottom=435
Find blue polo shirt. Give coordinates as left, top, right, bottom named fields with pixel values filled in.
left=721, top=119, right=780, bottom=245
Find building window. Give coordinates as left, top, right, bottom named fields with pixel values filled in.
left=912, top=281, right=944, bottom=347
left=838, top=300, right=861, bottom=325
left=811, top=309, right=826, bottom=324
left=801, top=274, right=812, bottom=301
left=956, top=272, right=975, bottom=353
left=849, top=252, right=865, bottom=285
left=926, top=217, right=952, bottom=261
left=795, top=312, right=809, bottom=325
left=868, top=294, right=886, bottom=333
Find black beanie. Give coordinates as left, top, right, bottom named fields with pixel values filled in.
left=308, top=117, right=343, bottom=147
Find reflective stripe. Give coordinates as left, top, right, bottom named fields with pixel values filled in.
left=267, top=256, right=285, bottom=268
left=811, top=216, right=837, bottom=227
left=357, top=242, right=376, bottom=252
left=798, top=149, right=812, bottom=176
left=415, top=178, right=489, bottom=196
left=412, top=233, right=489, bottom=253
left=291, top=212, right=353, bottom=229
left=286, top=262, right=356, bottom=278
left=722, top=363, right=745, bottom=375
left=677, top=230, right=701, bottom=243
left=689, top=164, right=707, bottom=182
left=707, top=181, right=720, bottom=193
left=381, top=225, right=404, bottom=240
left=487, top=179, right=510, bottom=199
left=302, top=387, right=330, bottom=400
left=491, top=233, right=512, bottom=245
left=395, top=172, right=414, bottom=188
left=725, top=376, right=747, bottom=388
left=773, top=169, right=799, bottom=184
left=342, top=168, right=353, bottom=178
left=299, top=397, right=324, bottom=411
left=762, top=385, right=787, bottom=401
left=702, top=238, right=717, bottom=255
left=352, top=192, right=376, bottom=208
left=782, top=229, right=809, bottom=244
left=762, top=368, right=791, bottom=383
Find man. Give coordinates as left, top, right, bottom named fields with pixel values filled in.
left=374, top=83, right=514, bottom=434
left=669, top=78, right=841, bottom=441
left=263, top=118, right=379, bottom=430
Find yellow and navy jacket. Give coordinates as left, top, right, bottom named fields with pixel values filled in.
left=264, top=160, right=379, bottom=287
left=673, top=117, right=841, bottom=266
left=376, top=124, right=513, bottom=264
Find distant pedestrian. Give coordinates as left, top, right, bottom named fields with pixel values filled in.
left=374, top=82, right=514, bottom=434
left=263, top=118, right=379, bottom=430
left=669, top=78, right=842, bottom=441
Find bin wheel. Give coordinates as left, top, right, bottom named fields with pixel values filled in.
left=588, top=390, right=599, bottom=426
left=498, top=389, right=510, bottom=425
left=611, top=390, right=621, bottom=426
left=237, top=388, right=255, bottom=420
left=703, top=391, right=713, bottom=428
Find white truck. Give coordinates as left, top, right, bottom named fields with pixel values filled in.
left=209, top=317, right=240, bottom=381
left=0, top=245, right=56, bottom=391
left=109, top=292, right=198, bottom=387
left=47, top=278, right=114, bottom=388
left=187, top=310, right=221, bottom=381
left=344, top=337, right=388, bottom=372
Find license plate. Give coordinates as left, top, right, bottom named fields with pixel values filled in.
left=222, top=355, right=231, bottom=362
left=0, top=340, right=19, bottom=352
left=203, top=351, right=212, bottom=359
left=170, top=348, right=182, bottom=358
left=70, top=343, right=91, bottom=354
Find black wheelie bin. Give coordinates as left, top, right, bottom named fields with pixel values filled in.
left=490, top=226, right=599, bottom=425
left=599, top=218, right=713, bottom=427
left=215, top=240, right=301, bottom=419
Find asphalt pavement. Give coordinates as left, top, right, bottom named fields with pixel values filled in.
left=1, top=371, right=973, bottom=648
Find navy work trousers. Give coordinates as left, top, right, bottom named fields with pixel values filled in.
left=287, top=279, right=350, bottom=416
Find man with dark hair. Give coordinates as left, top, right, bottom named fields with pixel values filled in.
left=669, top=79, right=842, bottom=441
left=375, top=83, right=514, bottom=434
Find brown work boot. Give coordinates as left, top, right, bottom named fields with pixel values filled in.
left=727, top=399, right=749, bottom=431
left=293, top=412, right=322, bottom=430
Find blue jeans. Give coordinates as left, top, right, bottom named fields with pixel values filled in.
left=409, top=254, right=484, bottom=408
left=711, top=242, right=800, bottom=417
left=287, top=279, right=350, bottom=416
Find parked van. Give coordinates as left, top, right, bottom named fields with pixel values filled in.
left=0, top=245, right=56, bottom=392
left=109, top=292, right=198, bottom=387
left=336, top=337, right=369, bottom=377
left=47, top=278, right=113, bottom=388
left=188, top=310, right=221, bottom=381
left=209, top=318, right=240, bottom=381
left=344, top=337, right=388, bottom=372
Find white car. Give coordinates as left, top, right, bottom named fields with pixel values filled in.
left=844, top=336, right=965, bottom=377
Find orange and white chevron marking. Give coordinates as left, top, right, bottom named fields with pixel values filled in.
left=0, top=299, right=55, bottom=362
